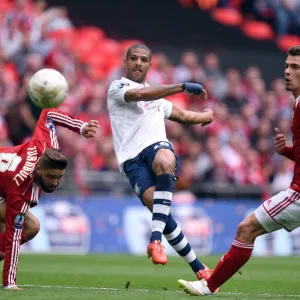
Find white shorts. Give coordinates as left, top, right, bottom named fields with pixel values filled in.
left=255, top=188, right=300, bottom=232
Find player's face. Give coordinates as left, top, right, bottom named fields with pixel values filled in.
left=285, top=55, right=300, bottom=94
left=35, top=168, right=65, bottom=193
left=124, top=49, right=152, bottom=83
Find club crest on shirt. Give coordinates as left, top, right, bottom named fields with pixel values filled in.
left=14, top=213, right=25, bottom=229
left=117, top=82, right=130, bottom=89
left=45, top=117, right=56, bottom=133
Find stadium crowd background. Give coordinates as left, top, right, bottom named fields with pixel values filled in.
left=0, top=0, right=297, bottom=198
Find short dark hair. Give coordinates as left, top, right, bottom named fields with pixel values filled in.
left=287, top=46, right=300, bottom=56
left=39, top=148, right=67, bottom=170
left=126, top=44, right=152, bottom=61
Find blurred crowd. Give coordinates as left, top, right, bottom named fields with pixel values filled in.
left=219, top=0, right=300, bottom=36
left=0, top=0, right=295, bottom=195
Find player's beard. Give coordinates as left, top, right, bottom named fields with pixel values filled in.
left=35, top=174, right=56, bottom=193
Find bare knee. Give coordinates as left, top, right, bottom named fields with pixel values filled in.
left=236, top=214, right=266, bottom=244
left=24, top=213, right=40, bottom=241
left=152, top=149, right=176, bottom=175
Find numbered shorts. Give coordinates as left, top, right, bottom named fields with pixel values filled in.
left=255, top=188, right=300, bottom=232
left=123, top=141, right=177, bottom=202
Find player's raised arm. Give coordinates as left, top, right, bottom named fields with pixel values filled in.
left=32, top=109, right=99, bottom=148
left=274, top=127, right=295, bottom=161
left=45, top=109, right=99, bottom=136
left=168, top=104, right=213, bottom=126
left=124, top=82, right=206, bottom=103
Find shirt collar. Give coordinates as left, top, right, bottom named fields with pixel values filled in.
left=121, top=77, right=149, bottom=86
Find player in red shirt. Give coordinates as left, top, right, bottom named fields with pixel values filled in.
left=0, top=108, right=99, bottom=290
left=178, top=46, right=300, bottom=295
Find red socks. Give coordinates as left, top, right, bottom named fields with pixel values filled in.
left=207, top=239, right=254, bottom=292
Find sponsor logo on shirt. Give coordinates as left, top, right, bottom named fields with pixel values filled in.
left=117, top=82, right=130, bottom=89
left=143, top=102, right=161, bottom=111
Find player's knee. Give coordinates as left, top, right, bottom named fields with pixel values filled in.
left=25, top=217, right=40, bottom=240
left=153, top=157, right=175, bottom=175
left=153, top=149, right=176, bottom=175
left=236, top=219, right=256, bottom=243
left=157, top=160, right=175, bottom=174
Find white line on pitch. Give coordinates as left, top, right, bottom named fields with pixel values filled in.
left=19, top=284, right=300, bottom=298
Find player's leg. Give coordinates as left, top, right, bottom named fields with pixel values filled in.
left=0, top=200, right=40, bottom=260
left=178, top=213, right=266, bottom=296
left=123, top=146, right=172, bottom=264
left=143, top=187, right=206, bottom=275
left=22, top=211, right=40, bottom=243
left=0, top=198, right=5, bottom=260
left=3, top=199, right=29, bottom=289
left=178, top=188, right=299, bottom=295
left=150, top=148, right=175, bottom=244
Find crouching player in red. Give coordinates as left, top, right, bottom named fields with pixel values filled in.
left=0, top=108, right=99, bottom=290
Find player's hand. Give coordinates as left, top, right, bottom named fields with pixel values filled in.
left=274, top=127, right=286, bottom=154
left=200, top=108, right=213, bottom=127
left=183, top=83, right=207, bottom=101
left=199, top=89, right=207, bottom=101
left=82, top=120, right=100, bottom=138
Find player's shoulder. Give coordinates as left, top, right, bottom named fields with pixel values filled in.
left=17, top=140, right=44, bottom=157
left=108, top=78, right=132, bottom=91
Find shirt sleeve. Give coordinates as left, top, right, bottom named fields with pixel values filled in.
left=162, top=99, right=173, bottom=119
left=108, top=80, right=134, bottom=103
left=32, top=108, right=86, bottom=149
left=282, top=146, right=295, bottom=161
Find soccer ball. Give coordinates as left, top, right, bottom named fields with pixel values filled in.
left=28, top=68, right=68, bottom=108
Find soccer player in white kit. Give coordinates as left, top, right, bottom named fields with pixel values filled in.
left=107, top=44, right=214, bottom=280
left=178, top=45, right=300, bottom=296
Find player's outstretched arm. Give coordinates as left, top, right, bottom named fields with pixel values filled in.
left=124, top=83, right=206, bottom=102
left=168, top=105, right=213, bottom=126
left=33, top=108, right=99, bottom=145
left=274, top=127, right=295, bottom=161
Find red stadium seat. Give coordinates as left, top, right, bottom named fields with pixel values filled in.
left=88, top=66, right=106, bottom=81
left=277, top=35, right=300, bottom=52
left=101, top=39, right=121, bottom=57
left=196, top=0, right=218, bottom=10
left=242, top=21, right=274, bottom=40
left=77, top=26, right=106, bottom=42
left=85, top=52, right=106, bottom=68
left=211, top=8, right=243, bottom=26
left=178, top=0, right=194, bottom=8
left=73, top=38, right=96, bottom=63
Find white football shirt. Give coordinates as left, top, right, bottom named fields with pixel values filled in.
left=107, top=77, right=173, bottom=173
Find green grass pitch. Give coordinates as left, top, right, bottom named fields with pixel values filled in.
left=1, top=254, right=300, bottom=299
